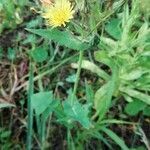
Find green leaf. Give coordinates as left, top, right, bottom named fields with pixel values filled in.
left=85, top=81, right=94, bottom=103
left=139, top=55, right=150, bottom=69
left=26, top=17, right=42, bottom=29
left=120, top=87, right=150, bottom=105
left=23, top=34, right=36, bottom=44
left=31, top=47, right=48, bottom=63
left=143, top=106, right=150, bottom=116
left=71, top=60, right=110, bottom=81
left=125, top=99, right=146, bottom=116
left=31, top=91, right=53, bottom=115
left=0, top=103, right=15, bottom=109
left=63, top=100, right=91, bottom=129
left=41, top=100, right=60, bottom=122
left=7, top=47, right=16, bottom=60
left=66, top=74, right=76, bottom=83
left=94, top=56, right=118, bottom=120
left=90, top=131, right=113, bottom=150
left=54, top=103, right=73, bottom=128
left=105, top=18, right=122, bottom=40
left=121, top=69, right=144, bottom=81
left=94, top=50, right=114, bottom=68
left=130, top=146, right=146, bottom=150
left=100, top=119, right=135, bottom=125
left=100, top=127, right=129, bottom=150
left=39, top=100, right=60, bottom=143
left=0, top=129, right=11, bottom=138
left=26, top=28, right=91, bottom=51
left=94, top=83, right=110, bottom=118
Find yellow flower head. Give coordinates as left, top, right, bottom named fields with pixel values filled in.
left=42, top=0, right=74, bottom=27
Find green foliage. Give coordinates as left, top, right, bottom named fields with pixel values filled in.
left=0, top=0, right=28, bottom=33
left=31, top=91, right=59, bottom=145
left=0, top=128, right=12, bottom=149
left=31, top=47, right=48, bottom=63
left=92, top=1, right=150, bottom=121
left=143, top=106, right=150, bottom=116
left=105, top=18, right=122, bottom=40
left=26, top=1, right=150, bottom=149
left=31, top=91, right=54, bottom=115
left=124, top=99, right=150, bottom=117
left=100, top=127, right=129, bottom=150
left=1, top=0, right=150, bottom=149
left=131, top=146, right=147, bottom=150
left=30, top=89, right=91, bottom=145
left=27, top=28, right=94, bottom=51
left=125, top=99, right=146, bottom=116
left=63, top=98, right=91, bottom=129
left=94, top=50, right=119, bottom=120
left=66, top=74, right=76, bottom=83
left=85, top=81, right=94, bottom=104
left=7, top=48, right=16, bottom=61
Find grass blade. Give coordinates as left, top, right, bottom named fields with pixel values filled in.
left=100, top=127, right=129, bottom=150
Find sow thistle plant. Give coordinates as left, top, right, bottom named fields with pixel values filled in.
left=26, top=0, right=150, bottom=150
left=27, top=0, right=93, bottom=149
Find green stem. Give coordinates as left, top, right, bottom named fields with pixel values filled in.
left=27, top=62, right=34, bottom=150
left=71, top=50, right=84, bottom=104
left=15, top=54, right=78, bottom=92
left=67, top=128, right=75, bottom=150
left=67, top=128, right=71, bottom=150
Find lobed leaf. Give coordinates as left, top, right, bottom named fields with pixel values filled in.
left=63, top=100, right=91, bottom=129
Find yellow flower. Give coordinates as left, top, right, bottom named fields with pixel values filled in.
left=42, top=0, right=74, bottom=27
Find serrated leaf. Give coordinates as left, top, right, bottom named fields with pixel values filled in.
left=26, top=28, right=91, bottom=51
left=54, top=103, right=74, bottom=128
left=125, top=99, right=146, bottom=116
left=63, top=100, right=91, bottom=129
